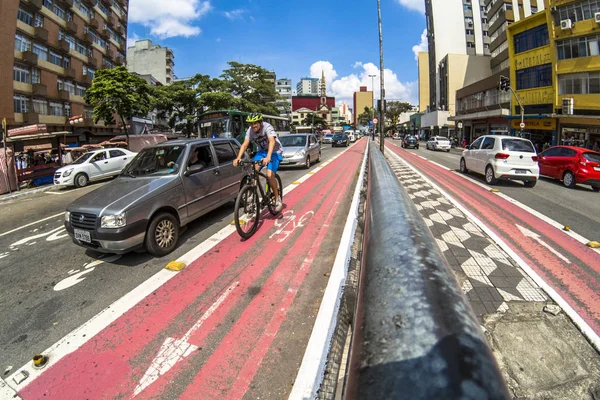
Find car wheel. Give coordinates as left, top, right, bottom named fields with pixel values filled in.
left=145, top=212, right=179, bottom=257
left=563, top=171, right=576, bottom=188
left=416, top=145, right=419, bottom=149
left=446, top=149, right=450, bottom=152
left=74, top=173, right=89, bottom=188
left=524, top=179, right=537, bottom=188
left=305, top=156, right=311, bottom=169
left=592, top=186, right=600, bottom=192
left=485, top=165, right=498, bottom=185
left=459, top=158, right=468, bottom=173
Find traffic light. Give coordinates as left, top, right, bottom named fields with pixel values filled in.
left=499, top=76, right=510, bottom=92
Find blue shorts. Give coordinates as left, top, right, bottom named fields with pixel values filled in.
left=253, top=150, right=283, bottom=173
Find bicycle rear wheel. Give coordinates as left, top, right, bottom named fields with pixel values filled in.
left=266, top=174, right=283, bottom=215
left=234, top=185, right=260, bottom=239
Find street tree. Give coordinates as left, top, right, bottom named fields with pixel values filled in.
left=301, top=114, right=327, bottom=131
left=385, top=101, right=414, bottom=128
left=221, top=62, right=279, bottom=115
left=152, top=80, right=199, bottom=136
left=358, top=106, right=373, bottom=126
left=84, top=66, right=152, bottom=141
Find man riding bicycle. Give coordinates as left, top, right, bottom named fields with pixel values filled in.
left=233, top=112, right=284, bottom=213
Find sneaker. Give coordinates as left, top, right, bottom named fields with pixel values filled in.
left=274, top=200, right=283, bottom=213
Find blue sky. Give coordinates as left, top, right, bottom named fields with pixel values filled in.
left=127, top=0, right=427, bottom=106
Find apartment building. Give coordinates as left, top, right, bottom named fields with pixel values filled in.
left=353, top=86, right=373, bottom=127
left=275, top=78, right=292, bottom=117
left=127, top=39, right=174, bottom=85
left=1, top=0, right=128, bottom=143
left=296, top=77, right=319, bottom=96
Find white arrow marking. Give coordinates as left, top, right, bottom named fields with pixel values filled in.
left=516, top=224, right=571, bottom=264
left=133, top=281, right=238, bottom=397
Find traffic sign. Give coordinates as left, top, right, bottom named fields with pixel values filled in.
left=519, top=122, right=525, bottom=129
left=373, top=118, right=379, bottom=124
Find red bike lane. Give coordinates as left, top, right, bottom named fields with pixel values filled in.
left=18, top=140, right=367, bottom=400
left=387, top=143, right=600, bottom=337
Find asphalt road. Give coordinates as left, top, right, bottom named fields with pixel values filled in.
left=0, top=142, right=353, bottom=378
left=388, top=139, right=600, bottom=242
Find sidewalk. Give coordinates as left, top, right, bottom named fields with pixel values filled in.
left=0, top=183, right=56, bottom=203
left=384, top=150, right=600, bottom=399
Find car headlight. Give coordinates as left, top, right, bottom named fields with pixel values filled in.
left=294, top=149, right=306, bottom=157
left=101, top=213, right=126, bottom=228
left=65, top=211, right=70, bottom=222
left=62, top=168, right=74, bottom=177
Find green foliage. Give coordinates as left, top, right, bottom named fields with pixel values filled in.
left=385, top=101, right=414, bottom=127
left=301, top=113, right=326, bottom=130
left=84, top=66, right=152, bottom=136
left=220, top=62, right=279, bottom=115
left=358, top=106, right=373, bottom=126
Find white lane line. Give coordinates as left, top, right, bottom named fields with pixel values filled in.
left=388, top=150, right=600, bottom=353
left=7, top=141, right=364, bottom=392
left=418, top=155, right=428, bottom=160
left=516, top=225, right=571, bottom=264
left=429, top=160, right=453, bottom=171
left=45, top=191, right=66, bottom=195
left=0, top=213, right=64, bottom=238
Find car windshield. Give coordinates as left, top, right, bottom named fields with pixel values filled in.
left=325, top=134, right=333, bottom=138
left=501, top=139, right=535, bottom=153
left=333, top=134, right=346, bottom=140
left=71, top=152, right=95, bottom=165
left=280, top=135, right=307, bottom=147
left=121, top=145, right=186, bottom=177
left=435, top=137, right=449, bottom=142
left=583, top=152, right=600, bottom=163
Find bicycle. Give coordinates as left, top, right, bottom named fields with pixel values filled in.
left=234, top=160, right=283, bottom=239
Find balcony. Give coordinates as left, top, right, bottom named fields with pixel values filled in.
left=89, top=18, right=99, bottom=29
left=82, top=75, right=93, bottom=85
left=58, top=89, right=71, bottom=101
left=26, top=0, right=43, bottom=10
left=24, top=111, right=39, bottom=124
left=88, top=56, right=97, bottom=67
left=107, top=16, right=116, bottom=27
left=115, top=25, right=123, bottom=34
left=58, top=39, right=70, bottom=53
left=64, top=67, right=76, bottom=79
left=115, top=54, right=123, bottom=65
left=82, top=33, right=94, bottom=44
left=34, top=27, right=48, bottom=42
left=106, top=49, right=114, bottom=59
left=66, top=20, right=78, bottom=34
left=32, top=83, right=47, bottom=96
left=22, top=51, right=38, bottom=66
left=101, top=27, right=110, bottom=38
left=61, top=0, right=74, bottom=6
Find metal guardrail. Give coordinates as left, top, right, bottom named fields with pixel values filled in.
left=343, top=145, right=510, bottom=399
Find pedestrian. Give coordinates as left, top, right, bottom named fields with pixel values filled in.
left=462, top=138, right=467, bottom=148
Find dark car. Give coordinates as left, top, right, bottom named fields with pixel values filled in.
left=332, top=133, right=349, bottom=147
left=64, top=138, right=245, bottom=256
left=402, top=135, right=419, bottom=149
left=538, top=146, right=600, bottom=191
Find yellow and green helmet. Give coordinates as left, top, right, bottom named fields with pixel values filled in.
left=246, top=113, right=263, bottom=123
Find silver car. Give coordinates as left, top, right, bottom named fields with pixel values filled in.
left=279, top=134, right=321, bottom=168
left=64, top=138, right=244, bottom=256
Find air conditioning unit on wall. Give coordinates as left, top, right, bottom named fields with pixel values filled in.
left=595, top=12, right=600, bottom=23
left=561, top=19, right=573, bottom=30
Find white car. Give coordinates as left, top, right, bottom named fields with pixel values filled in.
left=426, top=136, right=451, bottom=151
left=345, top=130, right=356, bottom=142
left=54, top=148, right=136, bottom=188
left=459, top=135, right=539, bottom=187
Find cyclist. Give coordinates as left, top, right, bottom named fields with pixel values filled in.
left=233, top=112, right=284, bottom=213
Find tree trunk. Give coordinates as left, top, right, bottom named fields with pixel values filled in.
left=119, top=114, right=130, bottom=148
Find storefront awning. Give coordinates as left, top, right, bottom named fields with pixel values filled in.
left=7, top=131, right=71, bottom=142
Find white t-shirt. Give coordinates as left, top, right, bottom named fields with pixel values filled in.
left=246, top=122, right=283, bottom=155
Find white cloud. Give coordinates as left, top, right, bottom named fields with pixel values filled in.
left=129, top=0, right=211, bottom=38
left=307, top=61, right=418, bottom=109
left=396, top=0, right=425, bottom=13
left=353, top=61, right=363, bottom=69
left=224, top=8, right=247, bottom=20
left=412, top=29, right=428, bottom=61
left=127, top=32, right=141, bottom=49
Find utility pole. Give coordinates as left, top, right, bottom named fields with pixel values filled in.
left=377, top=0, right=385, bottom=152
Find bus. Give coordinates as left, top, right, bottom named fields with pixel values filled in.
left=197, top=110, right=291, bottom=143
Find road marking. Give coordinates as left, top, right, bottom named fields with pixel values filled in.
left=387, top=149, right=600, bottom=353
left=429, top=160, right=453, bottom=171
left=9, top=226, right=65, bottom=247
left=54, top=255, right=122, bottom=291
left=45, top=191, right=66, bottom=195
left=133, top=282, right=238, bottom=397
left=516, top=224, right=571, bottom=264
left=269, top=210, right=314, bottom=243
left=0, top=213, right=63, bottom=238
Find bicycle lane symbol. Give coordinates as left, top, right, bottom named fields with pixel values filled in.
left=269, top=210, right=314, bottom=243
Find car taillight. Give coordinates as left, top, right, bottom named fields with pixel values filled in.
left=532, top=156, right=538, bottom=162
left=495, top=153, right=510, bottom=159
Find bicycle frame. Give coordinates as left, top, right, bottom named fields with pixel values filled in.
left=239, top=161, right=273, bottom=208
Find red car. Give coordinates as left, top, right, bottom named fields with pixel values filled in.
left=538, top=146, right=600, bottom=191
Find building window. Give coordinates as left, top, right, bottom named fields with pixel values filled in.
left=64, top=81, right=75, bottom=94
left=15, top=34, right=32, bottom=52
left=43, top=0, right=66, bottom=20
left=32, top=68, right=41, bottom=84
left=14, top=95, right=29, bottom=113
left=558, top=0, right=600, bottom=23
left=34, top=14, right=44, bottom=27
left=516, top=64, right=553, bottom=90
left=64, top=103, right=71, bottom=117
left=74, top=0, right=90, bottom=17
left=83, top=66, right=95, bottom=78
left=32, top=43, right=48, bottom=61
left=49, top=50, right=63, bottom=66
left=97, top=0, right=110, bottom=16
left=77, top=41, right=88, bottom=55
left=76, top=85, right=86, bottom=96
left=32, top=98, right=48, bottom=115
left=558, top=71, right=600, bottom=94
left=64, top=56, right=71, bottom=68
left=17, top=6, right=34, bottom=25
left=514, top=24, right=549, bottom=54
left=13, top=64, right=31, bottom=83
left=57, top=78, right=63, bottom=91
left=49, top=102, right=63, bottom=116
left=557, top=34, right=600, bottom=60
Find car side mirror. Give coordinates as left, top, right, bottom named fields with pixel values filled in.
left=184, top=164, right=204, bottom=177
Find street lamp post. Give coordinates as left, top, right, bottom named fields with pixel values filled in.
left=377, top=0, right=386, bottom=152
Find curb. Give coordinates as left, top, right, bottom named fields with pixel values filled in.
left=0, top=185, right=56, bottom=203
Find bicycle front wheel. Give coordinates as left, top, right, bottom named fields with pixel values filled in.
left=234, top=184, right=260, bottom=239
left=266, top=174, right=283, bottom=215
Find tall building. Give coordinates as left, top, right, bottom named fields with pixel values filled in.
left=296, top=77, right=319, bottom=96
left=353, top=86, right=373, bottom=127
left=127, top=39, right=174, bottom=85
left=2, top=0, right=129, bottom=139
left=418, top=52, right=430, bottom=112
left=275, top=78, right=292, bottom=117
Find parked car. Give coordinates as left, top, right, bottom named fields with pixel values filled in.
left=54, top=148, right=136, bottom=188
left=345, top=131, right=356, bottom=142
left=64, top=138, right=245, bottom=256
left=538, top=146, right=600, bottom=191
left=279, top=134, right=321, bottom=168
left=426, top=136, right=451, bottom=151
left=402, top=135, right=419, bottom=149
left=459, top=135, right=539, bottom=187
left=332, top=133, right=349, bottom=147
left=323, top=134, right=334, bottom=144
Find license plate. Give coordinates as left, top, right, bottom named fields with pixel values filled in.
left=595, top=167, right=600, bottom=172
left=515, top=169, right=527, bottom=174
left=74, top=228, right=91, bottom=243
